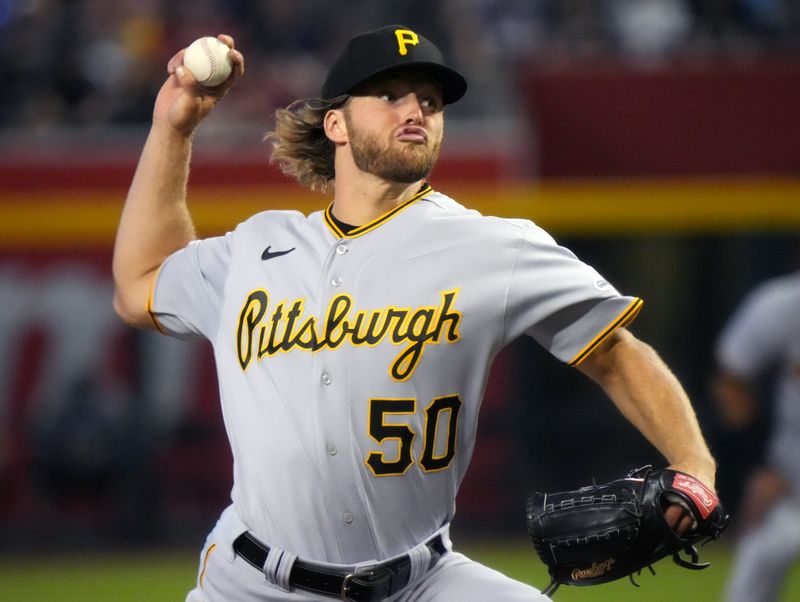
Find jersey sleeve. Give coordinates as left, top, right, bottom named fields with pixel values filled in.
left=715, top=282, right=789, bottom=378
left=504, top=222, right=642, bottom=364
left=148, top=232, right=233, bottom=339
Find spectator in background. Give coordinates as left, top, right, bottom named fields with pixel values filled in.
left=1, top=0, right=799, bottom=131
left=608, top=0, right=693, bottom=62
left=713, top=269, right=800, bottom=602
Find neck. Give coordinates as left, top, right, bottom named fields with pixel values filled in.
left=331, top=163, right=426, bottom=226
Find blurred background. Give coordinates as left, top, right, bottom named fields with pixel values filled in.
left=1, top=0, right=800, bottom=599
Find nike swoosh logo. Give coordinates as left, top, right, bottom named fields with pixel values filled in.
left=261, top=246, right=296, bottom=261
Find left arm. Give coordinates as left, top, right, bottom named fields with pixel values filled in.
left=576, top=328, right=717, bottom=490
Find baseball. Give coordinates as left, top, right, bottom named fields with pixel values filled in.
left=183, top=37, right=233, bottom=87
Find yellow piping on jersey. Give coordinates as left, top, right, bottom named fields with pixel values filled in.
left=323, top=184, right=433, bottom=238
left=199, top=543, right=216, bottom=588
left=567, top=297, right=644, bottom=366
left=146, top=264, right=167, bottom=334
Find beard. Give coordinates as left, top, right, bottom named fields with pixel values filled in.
left=345, top=115, right=442, bottom=183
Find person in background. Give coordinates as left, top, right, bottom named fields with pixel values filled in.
left=714, top=269, right=800, bottom=602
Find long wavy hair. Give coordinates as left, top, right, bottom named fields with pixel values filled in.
left=265, top=95, right=349, bottom=192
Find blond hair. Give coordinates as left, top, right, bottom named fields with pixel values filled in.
left=265, top=96, right=349, bottom=192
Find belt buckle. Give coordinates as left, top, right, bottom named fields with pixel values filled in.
left=340, top=572, right=356, bottom=601
left=341, top=569, right=381, bottom=602
left=338, top=571, right=351, bottom=601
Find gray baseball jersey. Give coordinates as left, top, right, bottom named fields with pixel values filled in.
left=716, top=271, right=800, bottom=491
left=149, top=185, right=642, bottom=564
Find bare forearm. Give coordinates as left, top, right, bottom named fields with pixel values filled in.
left=112, top=123, right=197, bottom=326
left=578, top=330, right=716, bottom=487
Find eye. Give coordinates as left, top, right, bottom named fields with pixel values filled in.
left=420, top=96, right=442, bottom=112
left=378, top=91, right=396, bottom=102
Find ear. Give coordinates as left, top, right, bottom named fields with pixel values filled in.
left=324, top=109, right=348, bottom=144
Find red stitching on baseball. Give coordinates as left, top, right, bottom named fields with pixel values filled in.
left=199, top=37, right=218, bottom=81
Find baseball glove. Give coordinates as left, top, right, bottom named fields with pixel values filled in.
left=526, top=466, right=730, bottom=596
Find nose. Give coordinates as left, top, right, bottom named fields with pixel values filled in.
left=402, top=93, right=425, bottom=124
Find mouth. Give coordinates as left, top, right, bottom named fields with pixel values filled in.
left=396, top=126, right=428, bottom=143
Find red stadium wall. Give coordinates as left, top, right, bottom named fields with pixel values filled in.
left=519, top=58, right=800, bottom=177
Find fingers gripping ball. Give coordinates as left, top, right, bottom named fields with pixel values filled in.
left=183, top=37, right=233, bottom=87
left=526, top=466, right=731, bottom=596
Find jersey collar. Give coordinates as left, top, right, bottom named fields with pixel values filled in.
left=323, top=183, right=433, bottom=239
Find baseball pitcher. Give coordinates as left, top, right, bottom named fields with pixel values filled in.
left=112, top=25, right=719, bottom=601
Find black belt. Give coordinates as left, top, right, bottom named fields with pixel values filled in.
left=233, top=531, right=447, bottom=602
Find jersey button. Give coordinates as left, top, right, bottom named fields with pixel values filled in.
left=327, top=444, right=337, bottom=456
left=335, top=244, right=348, bottom=255
left=321, top=372, right=332, bottom=386
left=331, top=276, right=343, bottom=287
left=343, top=512, right=354, bottom=524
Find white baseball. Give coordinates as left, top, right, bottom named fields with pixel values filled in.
left=183, top=37, right=233, bottom=87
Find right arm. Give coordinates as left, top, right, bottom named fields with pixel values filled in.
left=112, top=35, right=244, bottom=328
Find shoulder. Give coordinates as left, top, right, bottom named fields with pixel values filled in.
left=240, top=208, right=316, bottom=230
left=762, top=271, right=800, bottom=299
left=419, top=190, right=555, bottom=244
left=182, top=210, right=325, bottom=261
left=743, top=272, right=800, bottom=314
left=720, top=272, right=800, bottom=346
left=224, top=208, right=325, bottom=241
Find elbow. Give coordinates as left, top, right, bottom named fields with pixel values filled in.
left=112, top=267, right=160, bottom=329
left=112, top=289, right=133, bottom=323
left=576, top=328, right=633, bottom=384
left=113, top=287, right=152, bottom=329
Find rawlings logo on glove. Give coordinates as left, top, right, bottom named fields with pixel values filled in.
left=671, top=474, right=717, bottom=517
left=526, top=466, right=731, bottom=597
left=571, top=559, right=616, bottom=581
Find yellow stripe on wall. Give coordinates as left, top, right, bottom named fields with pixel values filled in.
left=488, top=177, right=800, bottom=234
left=1, top=177, right=798, bottom=249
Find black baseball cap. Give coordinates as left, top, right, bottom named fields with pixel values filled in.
left=321, top=25, right=467, bottom=105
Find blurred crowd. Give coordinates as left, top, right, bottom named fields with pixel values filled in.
left=1, top=0, right=799, bottom=132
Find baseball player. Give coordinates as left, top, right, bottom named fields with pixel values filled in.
left=112, top=26, right=717, bottom=601
left=714, top=270, right=800, bottom=602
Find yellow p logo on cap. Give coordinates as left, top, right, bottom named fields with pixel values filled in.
left=394, top=29, right=419, bottom=56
